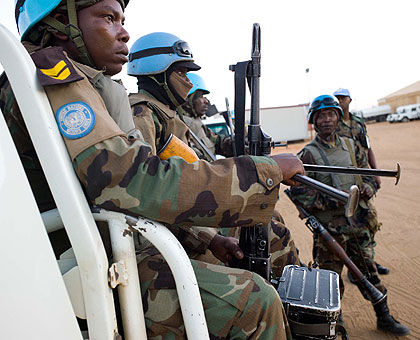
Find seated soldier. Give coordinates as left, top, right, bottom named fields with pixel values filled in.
left=2, top=1, right=304, bottom=339
left=127, top=35, right=300, bottom=278
left=177, top=73, right=233, bottom=160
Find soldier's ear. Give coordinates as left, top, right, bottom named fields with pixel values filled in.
left=50, top=13, right=70, bottom=41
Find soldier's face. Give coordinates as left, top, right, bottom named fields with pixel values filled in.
left=193, top=94, right=209, bottom=117
left=78, top=0, right=130, bottom=75
left=315, top=108, right=339, bottom=137
left=336, top=95, right=351, bottom=112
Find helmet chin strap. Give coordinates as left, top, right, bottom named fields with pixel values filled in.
left=149, top=73, right=183, bottom=108
left=41, top=0, right=96, bottom=68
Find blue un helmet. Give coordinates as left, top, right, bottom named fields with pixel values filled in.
left=333, top=88, right=351, bottom=99
left=15, top=0, right=61, bottom=39
left=15, top=0, right=129, bottom=66
left=187, top=73, right=210, bottom=96
left=127, top=32, right=200, bottom=76
left=308, top=94, right=343, bottom=124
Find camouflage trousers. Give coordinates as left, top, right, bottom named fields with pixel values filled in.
left=219, top=216, right=300, bottom=278
left=313, top=215, right=385, bottom=301
left=136, top=247, right=290, bottom=340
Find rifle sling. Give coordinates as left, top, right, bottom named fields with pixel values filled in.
left=188, top=129, right=217, bottom=162
left=311, top=144, right=342, bottom=190
left=343, top=138, right=363, bottom=187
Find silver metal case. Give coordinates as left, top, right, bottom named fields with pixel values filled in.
left=278, top=265, right=341, bottom=339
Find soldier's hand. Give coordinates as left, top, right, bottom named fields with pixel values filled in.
left=270, top=153, right=304, bottom=186
left=208, top=234, right=243, bottom=266
left=360, top=183, right=374, bottom=199
left=374, top=176, right=382, bottom=190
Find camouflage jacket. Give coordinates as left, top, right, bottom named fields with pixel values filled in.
left=290, top=133, right=376, bottom=226
left=1, top=44, right=282, bottom=236
left=177, top=106, right=234, bottom=161
left=336, top=113, right=370, bottom=158
left=129, top=91, right=220, bottom=252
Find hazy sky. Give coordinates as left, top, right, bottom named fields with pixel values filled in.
left=2, top=0, right=419, bottom=111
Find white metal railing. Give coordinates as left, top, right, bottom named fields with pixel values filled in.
left=94, top=210, right=209, bottom=340
left=42, top=208, right=210, bottom=340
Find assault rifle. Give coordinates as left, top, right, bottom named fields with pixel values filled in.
left=228, top=23, right=271, bottom=279
left=228, top=23, right=358, bottom=279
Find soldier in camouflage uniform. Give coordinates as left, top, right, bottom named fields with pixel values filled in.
left=177, top=73, right=233, bottom=160
left=127, top=46, right=299, bottom=278
left=3, top=2, right=306, bottom=339
left=290, top=94, right=409, bottom=336
left=333, top=88, right=389, bottom=275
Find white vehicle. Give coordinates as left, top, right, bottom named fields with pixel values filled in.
left=0, top=23, right=209, bottom=340
left=390, top=104, right=420, bottom=122
left=386, top=113, right=398, bottom=123
left=354, top=104, right=391, bottom=122
left=203, top=114, right=232, bottom=137
left=244, top=104, right=309, bottom=143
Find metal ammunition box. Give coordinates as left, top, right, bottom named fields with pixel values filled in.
left=278, top=265, right=341, bottom=339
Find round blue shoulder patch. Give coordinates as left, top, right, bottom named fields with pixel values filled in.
left=56, top=101, right=96, bottom=139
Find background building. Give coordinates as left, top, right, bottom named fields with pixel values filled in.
left=378, top=80, right=420, bottom=113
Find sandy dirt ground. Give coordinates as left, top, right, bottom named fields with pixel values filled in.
left=273, top=120, right=420, bottom=339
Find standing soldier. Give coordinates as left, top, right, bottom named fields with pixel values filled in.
left=334, top=88, right=389, bottom=276
left=127, top=33, right=300, bottom=279
left=3, top=2, right=305, bottom=339
left=290, top=94, right=410, bottom=336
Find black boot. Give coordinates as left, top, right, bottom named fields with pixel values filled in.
left=373, top=297, right=410, bottom=336
left=375, top=262, right=390, bottom=275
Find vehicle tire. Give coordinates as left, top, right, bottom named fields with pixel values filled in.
left=402, top=117, right=409, bottom=123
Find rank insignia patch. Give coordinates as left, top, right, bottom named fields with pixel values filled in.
left=56, top=101, right=96, bottom=139
left=32, top=47, right=83, bottom=86
left=40, top=60, right=71, bottom=81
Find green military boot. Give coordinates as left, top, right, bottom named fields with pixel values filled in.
left=373, top=297, right=410, bottom=336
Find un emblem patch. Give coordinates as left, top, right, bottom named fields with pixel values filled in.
left=56, top=101, right=96, bottom=139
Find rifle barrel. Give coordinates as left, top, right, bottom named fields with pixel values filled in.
left=303, top=163, right=401, bottom=185
left=293, top=174, right=349, bottom=202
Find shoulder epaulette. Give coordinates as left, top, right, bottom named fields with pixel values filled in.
left=31, top=46, right=83, bottom=86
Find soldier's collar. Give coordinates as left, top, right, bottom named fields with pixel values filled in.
left=315, top=133, right=340, bottom=149
left=71, top=59, right=105, bottom=81
left=22, top=41, right=43, bottom=55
